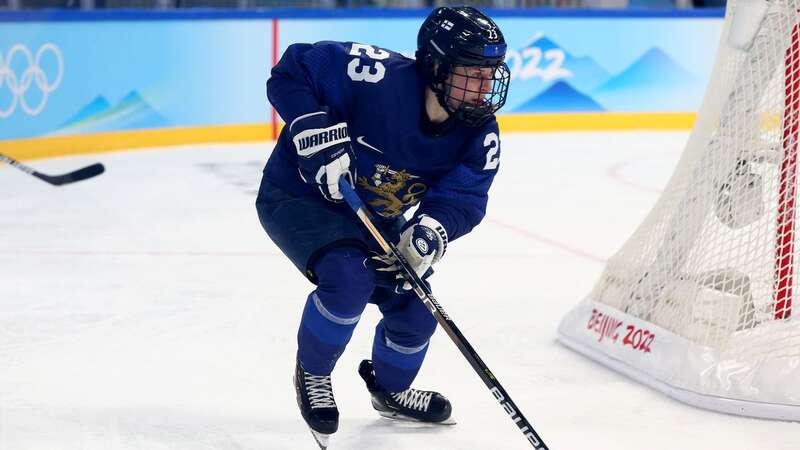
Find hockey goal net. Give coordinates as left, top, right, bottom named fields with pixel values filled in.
left=558, top=0, right=800, bottom=421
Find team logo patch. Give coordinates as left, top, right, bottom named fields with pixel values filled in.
left=357, top=164, right=427, bottom=218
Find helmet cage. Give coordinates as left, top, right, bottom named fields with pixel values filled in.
left=434, top=60, right=510, bottom=127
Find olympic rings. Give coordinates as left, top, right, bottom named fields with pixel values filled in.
left=0, top=43, right=64, bottom=118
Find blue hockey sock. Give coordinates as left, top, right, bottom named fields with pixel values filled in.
left=297, top=292, right=361, bottom=375
left=371, top=321, right=430, bottom=393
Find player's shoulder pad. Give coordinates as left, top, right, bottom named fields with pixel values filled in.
left=307, top=40, right=353, bottom=60
left=467, top=116, right=500, bottom=146
left=341, top=41, right=413, bottom=66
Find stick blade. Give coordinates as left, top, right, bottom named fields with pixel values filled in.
left=35, top=163, right=105, bottom=186
left=67, top=163, right=105, bottom=182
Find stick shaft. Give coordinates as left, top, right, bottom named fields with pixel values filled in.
left=0, top=154, right=36, bottom=175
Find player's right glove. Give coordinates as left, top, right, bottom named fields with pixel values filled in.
left=367, top=215, right=448, bottom=293
left=290, top=111, right=356, bottom=202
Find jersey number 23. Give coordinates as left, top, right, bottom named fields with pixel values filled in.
left=347, top=44, right=390, bottom=83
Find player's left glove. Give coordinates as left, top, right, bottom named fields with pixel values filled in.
left=290, top=111, right=356, bottom=202
left=368, top=215, right=448, bottom=292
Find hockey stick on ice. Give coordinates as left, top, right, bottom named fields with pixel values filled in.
left=0, top=153, right=105, bottom=186
left=337, top=178, right=549, bottom=450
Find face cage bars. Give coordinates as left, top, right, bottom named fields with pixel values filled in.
left=441, top=62, right=511, bottom=126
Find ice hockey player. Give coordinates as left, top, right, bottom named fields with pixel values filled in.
left=256, top=5, right=510, bottom=449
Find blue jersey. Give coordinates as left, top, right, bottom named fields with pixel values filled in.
left=264, top=41, right=501, bottom=242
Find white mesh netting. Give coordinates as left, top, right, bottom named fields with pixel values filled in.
left=558, top=0, right=800, bottom=421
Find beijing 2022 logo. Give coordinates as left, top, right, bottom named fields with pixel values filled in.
left=0, top=43, right=64, bottom=118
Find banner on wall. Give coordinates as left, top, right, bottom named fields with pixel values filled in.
left=0, top=13, right=722, bottom=141
left=0, top=19, right=272, bottom=140
left=279, top=17, right=722, bottom=114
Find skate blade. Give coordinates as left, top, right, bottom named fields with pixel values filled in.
left=309, top=429, right=331, bottom=449
left=377, top=410, right=457, bottom=425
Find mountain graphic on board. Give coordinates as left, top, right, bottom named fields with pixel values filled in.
left=594, top=47, right=694, bottom=93
left=55, top=90, right=168, bottom=134
left=526, top=35, right=559, bottom=51
left=514, top=80, right=605, bottom=112
left=592, top=47, right=700, bottom=111
left=113, top=91, right=169, bottom=128
left=59, top=96, right=112, bottom=128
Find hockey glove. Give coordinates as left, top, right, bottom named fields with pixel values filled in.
left=290, top=111, right=356, bottom=202
left=367, top=215, right=448, bottom=292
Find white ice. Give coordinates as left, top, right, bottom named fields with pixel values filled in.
left=1, top=132, right=797, bottom=450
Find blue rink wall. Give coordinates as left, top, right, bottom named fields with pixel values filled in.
left=0, top=8, right=724, bottom=160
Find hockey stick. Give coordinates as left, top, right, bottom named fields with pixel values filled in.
left=337, top=178, right=549, bottom=450
left=0, top=153, right=105, bottom=186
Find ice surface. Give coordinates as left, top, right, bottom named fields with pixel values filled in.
left=1, top=133, right=797, bottom=449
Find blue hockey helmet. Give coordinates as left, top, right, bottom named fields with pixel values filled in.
left=416, top=6, right=510, bottom=127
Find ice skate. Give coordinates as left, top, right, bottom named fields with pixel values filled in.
left=358, top=359, right=455, bottom=425
left=294, top=360, right=339, bottom=449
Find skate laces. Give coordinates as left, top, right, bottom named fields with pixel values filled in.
left=304, top=372, right=337, bottom=409
left=391, top=388, right=433, bottom=412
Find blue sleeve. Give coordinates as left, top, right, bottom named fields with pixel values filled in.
left=417, top=121, right=501, bottom=241
left=266, top=41, right=353, bottom=126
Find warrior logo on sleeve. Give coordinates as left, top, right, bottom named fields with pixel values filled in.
left=357, top=164, right=427, bottom=218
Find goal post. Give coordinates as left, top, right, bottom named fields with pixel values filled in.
left=558, top=0, right=800, bottom=421
left=776, top=20, right=800, bottom=321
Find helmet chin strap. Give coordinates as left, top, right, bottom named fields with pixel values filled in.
left=434, top=88, right=454, bottom=117
left=431, top=60, right=455, bottom=116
